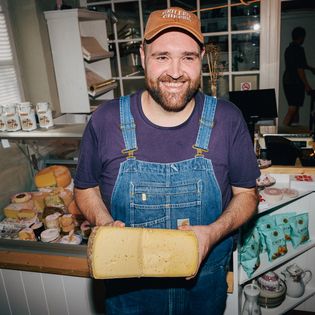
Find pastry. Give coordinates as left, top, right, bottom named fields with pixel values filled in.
left=59, top=214, right=75, bottom=233
left=18, top=228, right=36, bottom=241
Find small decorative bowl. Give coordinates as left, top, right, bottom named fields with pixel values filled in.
left=258, top=279, right=287, bottom=308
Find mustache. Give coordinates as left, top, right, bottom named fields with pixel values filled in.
left=158, top=75, right=188, bottom=83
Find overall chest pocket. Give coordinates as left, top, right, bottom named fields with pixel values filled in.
left=129, top=180, right=202, bottom=229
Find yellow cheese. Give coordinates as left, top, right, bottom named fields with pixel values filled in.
left=88, top=226, right=199, bottom=279
left=34, top=165, right=71, bottom=188
left=3, top=201, right=34, bottom=219
left=31, top=191, right=47, bottom=213
left=34, top=170, right=56, bottom=188
left=17, top=209, right=36, bottom=220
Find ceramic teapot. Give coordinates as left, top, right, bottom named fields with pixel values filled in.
left=281, top=263, right=312, bottom=298
left=257, top=271, right=281, bottom=292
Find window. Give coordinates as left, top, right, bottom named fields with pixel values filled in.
left=86, top=0, right=261, bottom=98
left=0, top=0, right=21, bottom=104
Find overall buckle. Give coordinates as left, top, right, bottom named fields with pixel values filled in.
left=121, top=148, right=138, bottom=159
left=192, top=145, right=208, bottom=157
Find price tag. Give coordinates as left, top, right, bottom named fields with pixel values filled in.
left=1, top=139, right=10, bottom=148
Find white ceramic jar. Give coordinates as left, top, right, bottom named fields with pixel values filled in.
left=17, top=102, right=37, bottom=131
left=0, top=105, right=6, bottom=131
left=3, top=103, right=21, bottom=131
left=36, top=101, right=54, bottom=128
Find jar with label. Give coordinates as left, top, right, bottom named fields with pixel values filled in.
left=0, top=105, right=6, bottom=131
left=17, top=102, right=37, bottom=131
left=36, top=102, right=54, bottom=128
left=3, top=103, right=21, bottom=131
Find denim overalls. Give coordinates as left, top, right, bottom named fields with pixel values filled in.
left=106, top=95, right=233, bottom=315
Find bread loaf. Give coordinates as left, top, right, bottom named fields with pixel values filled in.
left=88, top=226, right=199, bottom=279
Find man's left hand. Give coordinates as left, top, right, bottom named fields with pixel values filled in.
left=178, top=224, right=214, bottom=279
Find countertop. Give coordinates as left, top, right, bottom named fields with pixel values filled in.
left=0, top=124, right=85, bottom=139
left=1, top=165, right=315, bottom=289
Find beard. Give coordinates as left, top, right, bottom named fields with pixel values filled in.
left=145, top=73, right=200, bottom=112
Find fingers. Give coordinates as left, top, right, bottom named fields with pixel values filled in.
left=104, top=220, right=125, bottom=227
left=177, top=224, right=192, bottom=231
left=113, top=220, right=125, bottom=227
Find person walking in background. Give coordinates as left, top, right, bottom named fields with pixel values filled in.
left=283, top=26, right=315, bottom=127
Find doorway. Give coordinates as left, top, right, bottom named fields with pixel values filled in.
left=278, top=0, right=315, bottom=134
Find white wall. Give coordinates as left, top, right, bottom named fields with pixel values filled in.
left=7, top=0, right=60, bottom=113
left=279, top=11, right=315, bottom=128
left=0, top=269, right=105, bottom=315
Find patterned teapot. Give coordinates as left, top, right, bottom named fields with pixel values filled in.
left=281, top=263, right=312, bottom=298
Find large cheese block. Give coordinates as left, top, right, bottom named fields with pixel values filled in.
left=88, top=226, right=199, bottom=279
left=34, top=165, right=71, bottom=188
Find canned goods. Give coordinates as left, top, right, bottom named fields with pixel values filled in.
left=36, top=102, right=54, bottom=128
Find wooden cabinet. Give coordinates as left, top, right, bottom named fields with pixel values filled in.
left=44, top=9, right=117, bottom=114
left=225, top=171, right=315, bottom=314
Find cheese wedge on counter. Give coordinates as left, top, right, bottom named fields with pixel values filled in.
left=3, top=201, right=35, bottom=219
left=34, top=165, right=71, bottom=188
left=88, top=226, right=199, bottom=279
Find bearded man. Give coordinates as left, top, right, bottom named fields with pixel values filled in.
left=74, top=6, right=260, bottom=315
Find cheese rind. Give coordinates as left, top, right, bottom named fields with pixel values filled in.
left=88, top=227, right=199, bottom=279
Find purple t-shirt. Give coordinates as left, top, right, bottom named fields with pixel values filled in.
left=74, top=90, right=260, bottom=211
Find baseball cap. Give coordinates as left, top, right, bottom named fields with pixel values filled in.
left=144, top=7, right=204, bottom=45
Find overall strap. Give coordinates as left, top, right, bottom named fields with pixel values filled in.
left=193, top=95, right=217, bottom=157
left=119, top=95, right=137, bottom=158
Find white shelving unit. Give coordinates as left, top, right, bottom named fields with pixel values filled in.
left=44, top=9, right=117, bottom=113
left=225, top=183, right=315, bottom=315
left=261, top=249, right=315, bottom=315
